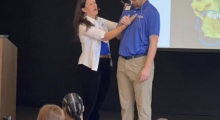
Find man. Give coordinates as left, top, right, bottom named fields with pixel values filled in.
left=116, top=0, right=160, bottom=120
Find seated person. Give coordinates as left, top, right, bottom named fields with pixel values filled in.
left=62, top=93, right=84, bottom=120
left=37, top=104, right=65, bottom=120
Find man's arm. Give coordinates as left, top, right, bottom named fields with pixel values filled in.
left=116, top=26, right=122, bottom=40
left=116, top=34, right=122, bottom=40
left=139, top=35, right=158, bottom=82
left=145, top=35, right=158, bottom=70
left=138, top=9, right=160, bottom=82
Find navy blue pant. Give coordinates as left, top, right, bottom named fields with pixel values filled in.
left=78, top=58, right=111, bottom=120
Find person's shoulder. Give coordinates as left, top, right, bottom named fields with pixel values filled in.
left=97, top=17, right=107, bottom=24
left=79, top=23, right=86, bottom=27
left=79, top=23, right=87, bottom=32
left=148, top=3, right=159, bottom=14
left=97, top=16, right=105, bottom=21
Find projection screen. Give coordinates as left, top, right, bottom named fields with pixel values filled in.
left=151, top=0, right=220, bottom=49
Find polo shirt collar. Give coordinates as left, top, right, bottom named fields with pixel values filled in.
left=86, top=16, right=98, bottom=24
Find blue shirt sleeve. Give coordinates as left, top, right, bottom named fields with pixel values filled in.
left=148, top=9, right=160, bottom=36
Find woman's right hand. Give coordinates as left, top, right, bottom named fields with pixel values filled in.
left=129, top=14, right=138, bottom=23
left=102, top=14, right=137, bottom=41
left=120, top=14, right=137, bottom=26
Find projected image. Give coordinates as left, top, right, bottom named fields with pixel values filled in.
left=191, top=0, right=220, bottom=45
left=169, top=0, right=220, bottom=49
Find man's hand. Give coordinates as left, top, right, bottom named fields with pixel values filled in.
left=139, top=67, right=151, bottom=83
left=138, top=35, right=158, bottom=83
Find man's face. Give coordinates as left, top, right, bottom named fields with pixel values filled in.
left=131, top=0, right=144, bottom=8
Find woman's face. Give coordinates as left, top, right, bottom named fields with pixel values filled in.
left=82, top=0, right=98, bottom=19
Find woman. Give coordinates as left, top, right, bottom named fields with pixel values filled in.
left=62, top=93, right=84, bottom=120
left=37, top=104, right=65, bottom=120
left=73, top=0, right=137, bottom=120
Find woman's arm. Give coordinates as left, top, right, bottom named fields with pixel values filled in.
left=101, top=24, right=127, bottom=41
left=102, top=14, right=137, bottom=41
left=79, top=14, right=137, bottom=41
left=103, top=19, right=117, bottom=31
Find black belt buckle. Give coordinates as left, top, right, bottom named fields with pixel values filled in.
left=123, top=56, right=132, bottom=60
left=121, top=54, right=147, bottom=60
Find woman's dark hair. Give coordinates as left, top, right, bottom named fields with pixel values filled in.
left=73, top=0, right=94, bottom=39
left=62, top=93, right=83, bottom=120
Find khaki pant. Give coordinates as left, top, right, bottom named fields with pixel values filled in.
left=117, top=56, right=154, bottom=120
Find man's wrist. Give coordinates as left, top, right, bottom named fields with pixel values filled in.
left=144, top=65, right=151, bottom=70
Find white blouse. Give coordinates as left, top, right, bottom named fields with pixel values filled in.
left=78, top=16, right=117, bottom=71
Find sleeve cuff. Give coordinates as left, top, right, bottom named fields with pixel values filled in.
left=101, top=32, right=108, bottom=43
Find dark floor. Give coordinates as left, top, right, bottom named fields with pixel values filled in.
left=16, top=107, right=220, bottom=120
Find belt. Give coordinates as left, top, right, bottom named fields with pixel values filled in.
left=121, top=54, right=147, bottom=60
left=100, top=54, right=110, bottom=58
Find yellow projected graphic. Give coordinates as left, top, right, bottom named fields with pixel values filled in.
left=191, top=0, right=220, bottom=38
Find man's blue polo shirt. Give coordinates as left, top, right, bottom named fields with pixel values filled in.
left=119, top=0, right=160, bottom=57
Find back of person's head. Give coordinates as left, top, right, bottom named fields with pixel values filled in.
left=62, top=93, right=84, bottom=120
left=37, top=104, right=65, bottom=120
